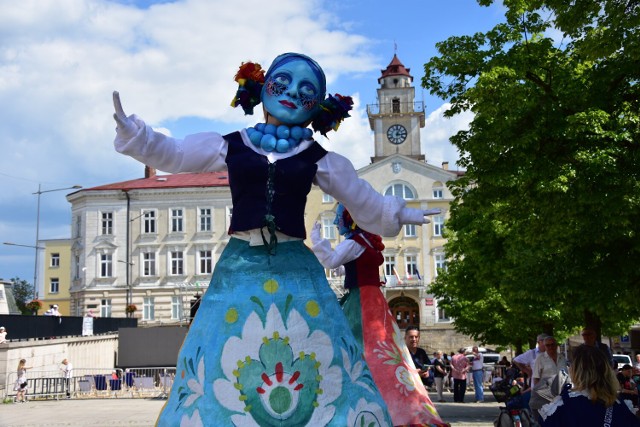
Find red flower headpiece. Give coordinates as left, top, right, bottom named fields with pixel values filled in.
left=231, top=62, right=265, bottom=115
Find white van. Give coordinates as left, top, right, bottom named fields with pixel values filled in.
left=613, top=354, right=632, bottom=370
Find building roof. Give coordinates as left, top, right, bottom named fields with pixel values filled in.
left=380, top=54, right=412, bottom=79
left=85, top=171, right=230, bottom=192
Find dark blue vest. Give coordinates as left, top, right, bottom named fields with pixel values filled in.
left=224, top=131, right=327, bottom=239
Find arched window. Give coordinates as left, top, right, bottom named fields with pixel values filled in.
left=432, top=181, right=444, bottom=199
left=384, top=183, right=415, bottom=200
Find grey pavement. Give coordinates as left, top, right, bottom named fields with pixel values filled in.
left=0, top=390, right=502, bottom=426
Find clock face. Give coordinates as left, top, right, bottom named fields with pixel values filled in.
left=387, top=124, right=407, bottom=144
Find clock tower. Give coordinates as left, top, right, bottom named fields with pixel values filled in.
left=367, top=54, right=425, bottom=163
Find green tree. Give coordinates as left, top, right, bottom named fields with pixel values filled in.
left=423, top=0, right=640, bottom=348
left=11, top=277, right=34, bottom=314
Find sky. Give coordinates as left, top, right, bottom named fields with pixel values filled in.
left=0, top=0, right=506, bottom=284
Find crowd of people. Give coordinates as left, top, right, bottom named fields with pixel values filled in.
left=402, top=325, right=640, bottom=426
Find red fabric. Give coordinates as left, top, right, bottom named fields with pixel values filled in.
left=345, top=235, right=449, bottom=426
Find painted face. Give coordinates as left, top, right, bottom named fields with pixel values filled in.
left=262, top=58, right=321, bottom=125
left=333, top=204, right=351, bottom=236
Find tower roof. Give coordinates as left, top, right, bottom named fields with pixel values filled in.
left=380, top=54, right=412, bottom=79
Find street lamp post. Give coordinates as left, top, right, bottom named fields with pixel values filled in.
left=32, top=184, right=82, bottom=300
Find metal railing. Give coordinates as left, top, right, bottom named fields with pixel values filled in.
left=366, top=101, right=425, bottom=115
left=4, top=367, right=176, bottom=401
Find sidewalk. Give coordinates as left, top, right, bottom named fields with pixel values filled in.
left=0, top=391, right=502, bottom=426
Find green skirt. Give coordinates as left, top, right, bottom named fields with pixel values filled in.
left=157, top=238, right=392, bottom=426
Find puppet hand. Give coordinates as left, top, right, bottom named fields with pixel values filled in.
left=311, top=222, right=322, bottom=245
left=423, top=208, right=441, bottom=216
left=112, top=91, right=139, bottom=139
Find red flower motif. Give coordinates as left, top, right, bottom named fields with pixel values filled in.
left=234, top=62, right=265, bottom=84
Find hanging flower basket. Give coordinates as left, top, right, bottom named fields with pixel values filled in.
left=26, top=300, right=43, bottom=312
left=125, top=304, right=137, bottom=314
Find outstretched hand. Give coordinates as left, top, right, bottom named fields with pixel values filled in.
left=422, top=208, right=441, bottom=224
left=112, top=91, right=138, bottom=138
left=310, top=222, right=322, bottom=245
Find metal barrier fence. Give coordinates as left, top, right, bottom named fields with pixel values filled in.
left=4, top=367, right=176, bottom=401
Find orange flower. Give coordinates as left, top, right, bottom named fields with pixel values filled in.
left=234, top=62, right=265, bottom=84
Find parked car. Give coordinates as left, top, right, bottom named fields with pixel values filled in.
left=613, top=354, right=632, bottom=370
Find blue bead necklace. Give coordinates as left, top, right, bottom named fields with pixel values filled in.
left=246, top=123, right=313, bottom=153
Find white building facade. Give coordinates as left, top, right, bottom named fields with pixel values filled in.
left=67, top=171, right=231, bottom=323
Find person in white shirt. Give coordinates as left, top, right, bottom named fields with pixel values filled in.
left=0, top=326, right=7, bottom=344
left=471, top=346, right=485, bottom=402
left=61, top=359, right=73, bottom=398
left=513, top=333, right=549, bottom=387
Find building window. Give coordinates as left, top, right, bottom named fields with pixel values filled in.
left=170, top=251, right=184, bottom=275
left=142, top=252, right=156, bottom=276
left=50, top=278, right=59, bottom=294
left=143, top=211, right=156, bottom=234
left=199, top=250, right=212, bottom=275
left=101, top=299, right=112, bottom=317
left=76, top=215, right=82, bottom=238
left=384, top=256, right=396, bottom=276
left=404, top=224, right=416, bottom=237
left=433, top=188, right=443, bottom=199
left=433, top=215, right=445, bottom=237
left=322, top=218, right=336, bottom=240
left=437, top=303, right=450, bottom=322
left=435, top=253, right=446, bottom=276
left=405, top=255, right=419, bottom=279
left=171, top=208, right=184, bottom=233
left=74, top=255, right=81, bottom=279
left=51, top=253, right=60, bottom=267
left=100, top=253, right=113, bottom=277
left=384, top=183, right=415, bottom=200
left=143, top=297, right=155, bottom=320
left=322, top=193, right=334, bottom=203
left=199, top=208, right=212, bottom=232
left=171, top=296, right=182, bottom=320
left=101, top=211, right=113, bottom=235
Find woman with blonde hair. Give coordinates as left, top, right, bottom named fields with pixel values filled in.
left=540, top=344, right=640, bottom=426
left=13, top=359, right=30, bottom=403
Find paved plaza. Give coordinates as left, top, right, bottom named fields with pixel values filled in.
left=0, top=390, right=503, bottom=427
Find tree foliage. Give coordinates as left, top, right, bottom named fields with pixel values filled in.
left=11, top=277, right=34, bottom=314
left=423, top=0, right=640, bottom=347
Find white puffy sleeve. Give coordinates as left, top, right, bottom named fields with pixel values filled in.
left=114, top=115, right=228, bottom=173
left=311, top=238, right=364, bottom=269
left=314, top=152, right=425, bottom=237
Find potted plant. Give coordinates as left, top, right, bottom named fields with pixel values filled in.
left=26, top=299, right=43, bottom=315
left=125, top=304, right=137, bottom=315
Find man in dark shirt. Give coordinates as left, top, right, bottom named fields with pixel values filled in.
left=581, top=327, right=616, bottom=369
left=404, top=325, right=433, bottom=388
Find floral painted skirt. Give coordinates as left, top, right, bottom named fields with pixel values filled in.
left=341, top=286, right=449, bottom=427
left=157, top=238, right=393, bottom=426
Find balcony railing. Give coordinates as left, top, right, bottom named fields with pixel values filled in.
left=366, top=101, right=425, bottom=116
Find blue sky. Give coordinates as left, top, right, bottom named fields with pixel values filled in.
left=0, top=0, right=505, bottom=284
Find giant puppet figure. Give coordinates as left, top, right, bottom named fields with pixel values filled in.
left=311, top=204, right=448, bottom=426
left=113, top=52, right=442, bottom=426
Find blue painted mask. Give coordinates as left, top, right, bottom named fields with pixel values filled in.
left=262, top=54, right=325, bottom=126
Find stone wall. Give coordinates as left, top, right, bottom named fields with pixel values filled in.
left=0, top=334, right=118, bottom=390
